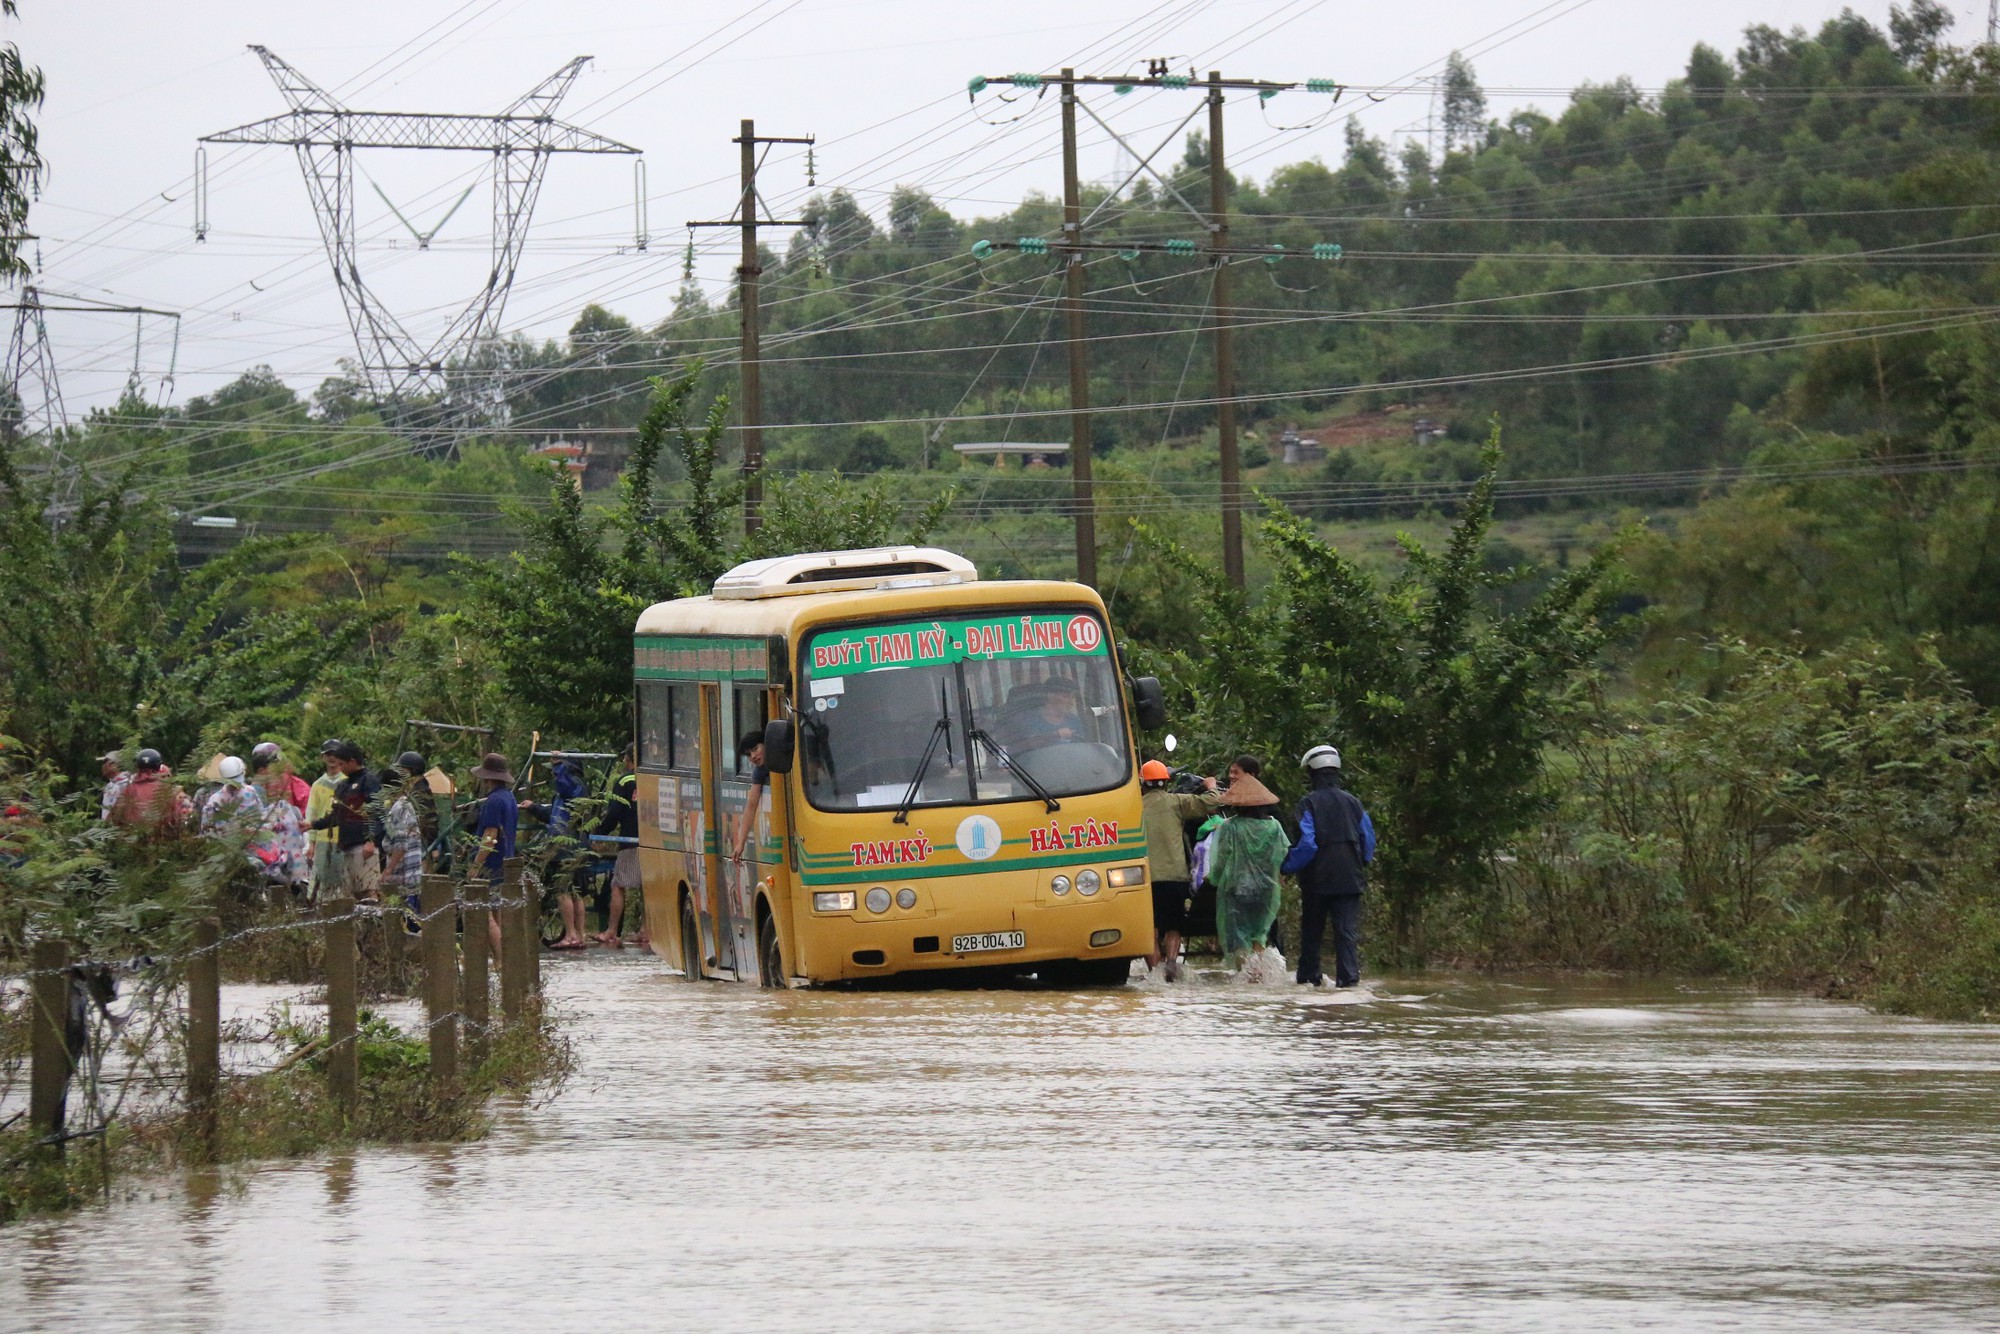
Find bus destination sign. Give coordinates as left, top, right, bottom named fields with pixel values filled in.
left=809, top=612, right=1106, bottom=678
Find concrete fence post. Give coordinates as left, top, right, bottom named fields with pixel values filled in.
left=419, top=874, right=457, bottom=1088
left=323, top=897, right=358, bottom=1120
left=186, top=916, right=221, bottom=1161
left=499, top=859, right=526, bottom=1024
left=461, top=882, right=490, bottom=1070
left=28, top=939, right=71, bottom=1153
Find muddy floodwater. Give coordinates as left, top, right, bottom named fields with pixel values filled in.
left=6, top=953, right=2000, bottom=1330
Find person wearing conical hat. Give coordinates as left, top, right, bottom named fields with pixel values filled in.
left=1205, top=760, right=1290, bottom=969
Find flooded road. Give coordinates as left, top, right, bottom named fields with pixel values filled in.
left=6, top=953, right=2000, bottom=1330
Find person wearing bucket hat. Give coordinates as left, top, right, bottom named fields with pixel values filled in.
left=1140, top=758, right=1218, bottom=980
left=468, top=751, right=521, bottom=961
left=1283, top=745, right=1377, bottom=988
left=1205, top=765, right=1291, bottom=974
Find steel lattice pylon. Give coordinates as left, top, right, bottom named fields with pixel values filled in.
left=201, top=47, right=639, bottom=435
left=2, top=284, right=66, bottom=447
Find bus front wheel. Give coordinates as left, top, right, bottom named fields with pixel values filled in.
left=679, top=896, right=704, bottom=981
left=756, top=911, right=785, bottom=988
left=1039, top=957, right=1132, bottom=988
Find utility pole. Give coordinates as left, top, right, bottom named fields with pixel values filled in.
left=690, top=119, right=814, bottom=535
left=1208, top=72, right=1243, bottom=588
left=967, top=67, right=1339, bottom=589
left=1059, top=70, right=1097, bottom=587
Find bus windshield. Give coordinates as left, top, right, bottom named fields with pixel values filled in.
left=797, top=609, right=1130, bottom=812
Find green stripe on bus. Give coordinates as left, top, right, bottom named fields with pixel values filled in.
left=797, top=843, right=1148, bottom=885
left=800, top=832, right=1143, bottom=866
left=633, top=634, right=767, bottom=681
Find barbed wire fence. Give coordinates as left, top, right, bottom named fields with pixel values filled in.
left=3, top=857, right=549, bottom=1194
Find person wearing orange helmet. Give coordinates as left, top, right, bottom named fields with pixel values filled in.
left=1140, top=757, right=1218, bottom=980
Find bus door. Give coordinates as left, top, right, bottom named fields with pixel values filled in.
left=726, top=683, right=774, bottom=972
left=699, top=681, right=741, bottom=975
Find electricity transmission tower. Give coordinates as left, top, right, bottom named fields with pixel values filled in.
left=199, top=47, right=641, bottom=437
left=1, top=284, right=65, bottom=447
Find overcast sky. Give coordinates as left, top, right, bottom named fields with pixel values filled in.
left=13, top=0, right=1984, bottom=413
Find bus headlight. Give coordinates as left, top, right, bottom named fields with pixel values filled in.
left=813, top=891, right=857, bottom=913
left=1049, top=875, right=1071, bottom=896
left=895, top=887, right=917, bottom=910
left=865, top=887, right=892, bottom=914
left=1106, top=865, right=1147, bottom=887
left=1077, top=870, right=1101, bottom=896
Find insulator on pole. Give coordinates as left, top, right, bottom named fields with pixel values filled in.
left=806, top=145, right=816, bottom=187
left=193, top=147, right=209, bottom=241
left=634, top=158, right=649, bottom=252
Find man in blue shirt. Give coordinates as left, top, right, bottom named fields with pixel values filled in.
left=469, top=752, right=519, bottom=960
left=1282, top=745, right=1377, bottom=988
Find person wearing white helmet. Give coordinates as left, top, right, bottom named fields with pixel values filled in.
left=200, top=755, right=266, bottom=839
left=1281, top=744, right=1376, bottom=988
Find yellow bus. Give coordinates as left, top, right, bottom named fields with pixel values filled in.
left=632, top=545, right=1167, bottom=986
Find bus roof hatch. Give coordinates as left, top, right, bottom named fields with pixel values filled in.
left=710, top=546, right=980, bottom=600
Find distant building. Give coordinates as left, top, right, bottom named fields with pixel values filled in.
left=1279, top=425, right=1325, bottom=464
left=1412, top=417, right=1445, bottom=446
left=953, top=441, right=1069, bottom=469
left=531, top=439, right=589, bottom=480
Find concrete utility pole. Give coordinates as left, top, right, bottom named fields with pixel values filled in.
left=967, top=66, right=1338, bottom=589
left=1059, top=71, right=1097, bottom=587
left=690, top=120, right=815, bottom=536
left=1207, top=71, right=1244, bottom=588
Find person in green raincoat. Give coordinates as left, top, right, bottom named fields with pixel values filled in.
left=1204, top=771, right=1290, bottom=965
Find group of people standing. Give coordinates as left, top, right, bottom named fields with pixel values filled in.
left=1140, top=744, right=1376, bottom=989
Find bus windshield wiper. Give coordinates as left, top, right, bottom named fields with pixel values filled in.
left=894, top=704, right=953, bottom=825
left=969, top=728, right=1060, bottom=813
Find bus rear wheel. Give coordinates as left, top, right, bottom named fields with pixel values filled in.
left=679, top=896, right=704, bottom=981
left=756, top=911, right=785, bottom=988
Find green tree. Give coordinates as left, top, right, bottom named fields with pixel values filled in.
left=0, top=435, right=376, bottom=778
left=1145, top=428, right=1626, bottom=957
left=0, top=0, right=42, bottom=282
left=1441, top=50, right=1487, bottom=153
left=464, top=366, right=956, bottom=742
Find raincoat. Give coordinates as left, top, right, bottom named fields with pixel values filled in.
left=1208, top=814, right=1289, bottom=955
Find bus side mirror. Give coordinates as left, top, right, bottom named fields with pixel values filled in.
left=1132, top=676, right=1167, bottom=732
left=763, top=718, right=796, bottom=774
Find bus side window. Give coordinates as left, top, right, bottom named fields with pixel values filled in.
left=668, top=683, right=700, bottom=773
left=638, top=681, right=673, bottom=770
left=733, top=684, right=769, bottom=776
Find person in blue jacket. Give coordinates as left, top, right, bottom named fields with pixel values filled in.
left=1281, top=745, right=1377, bottom=988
